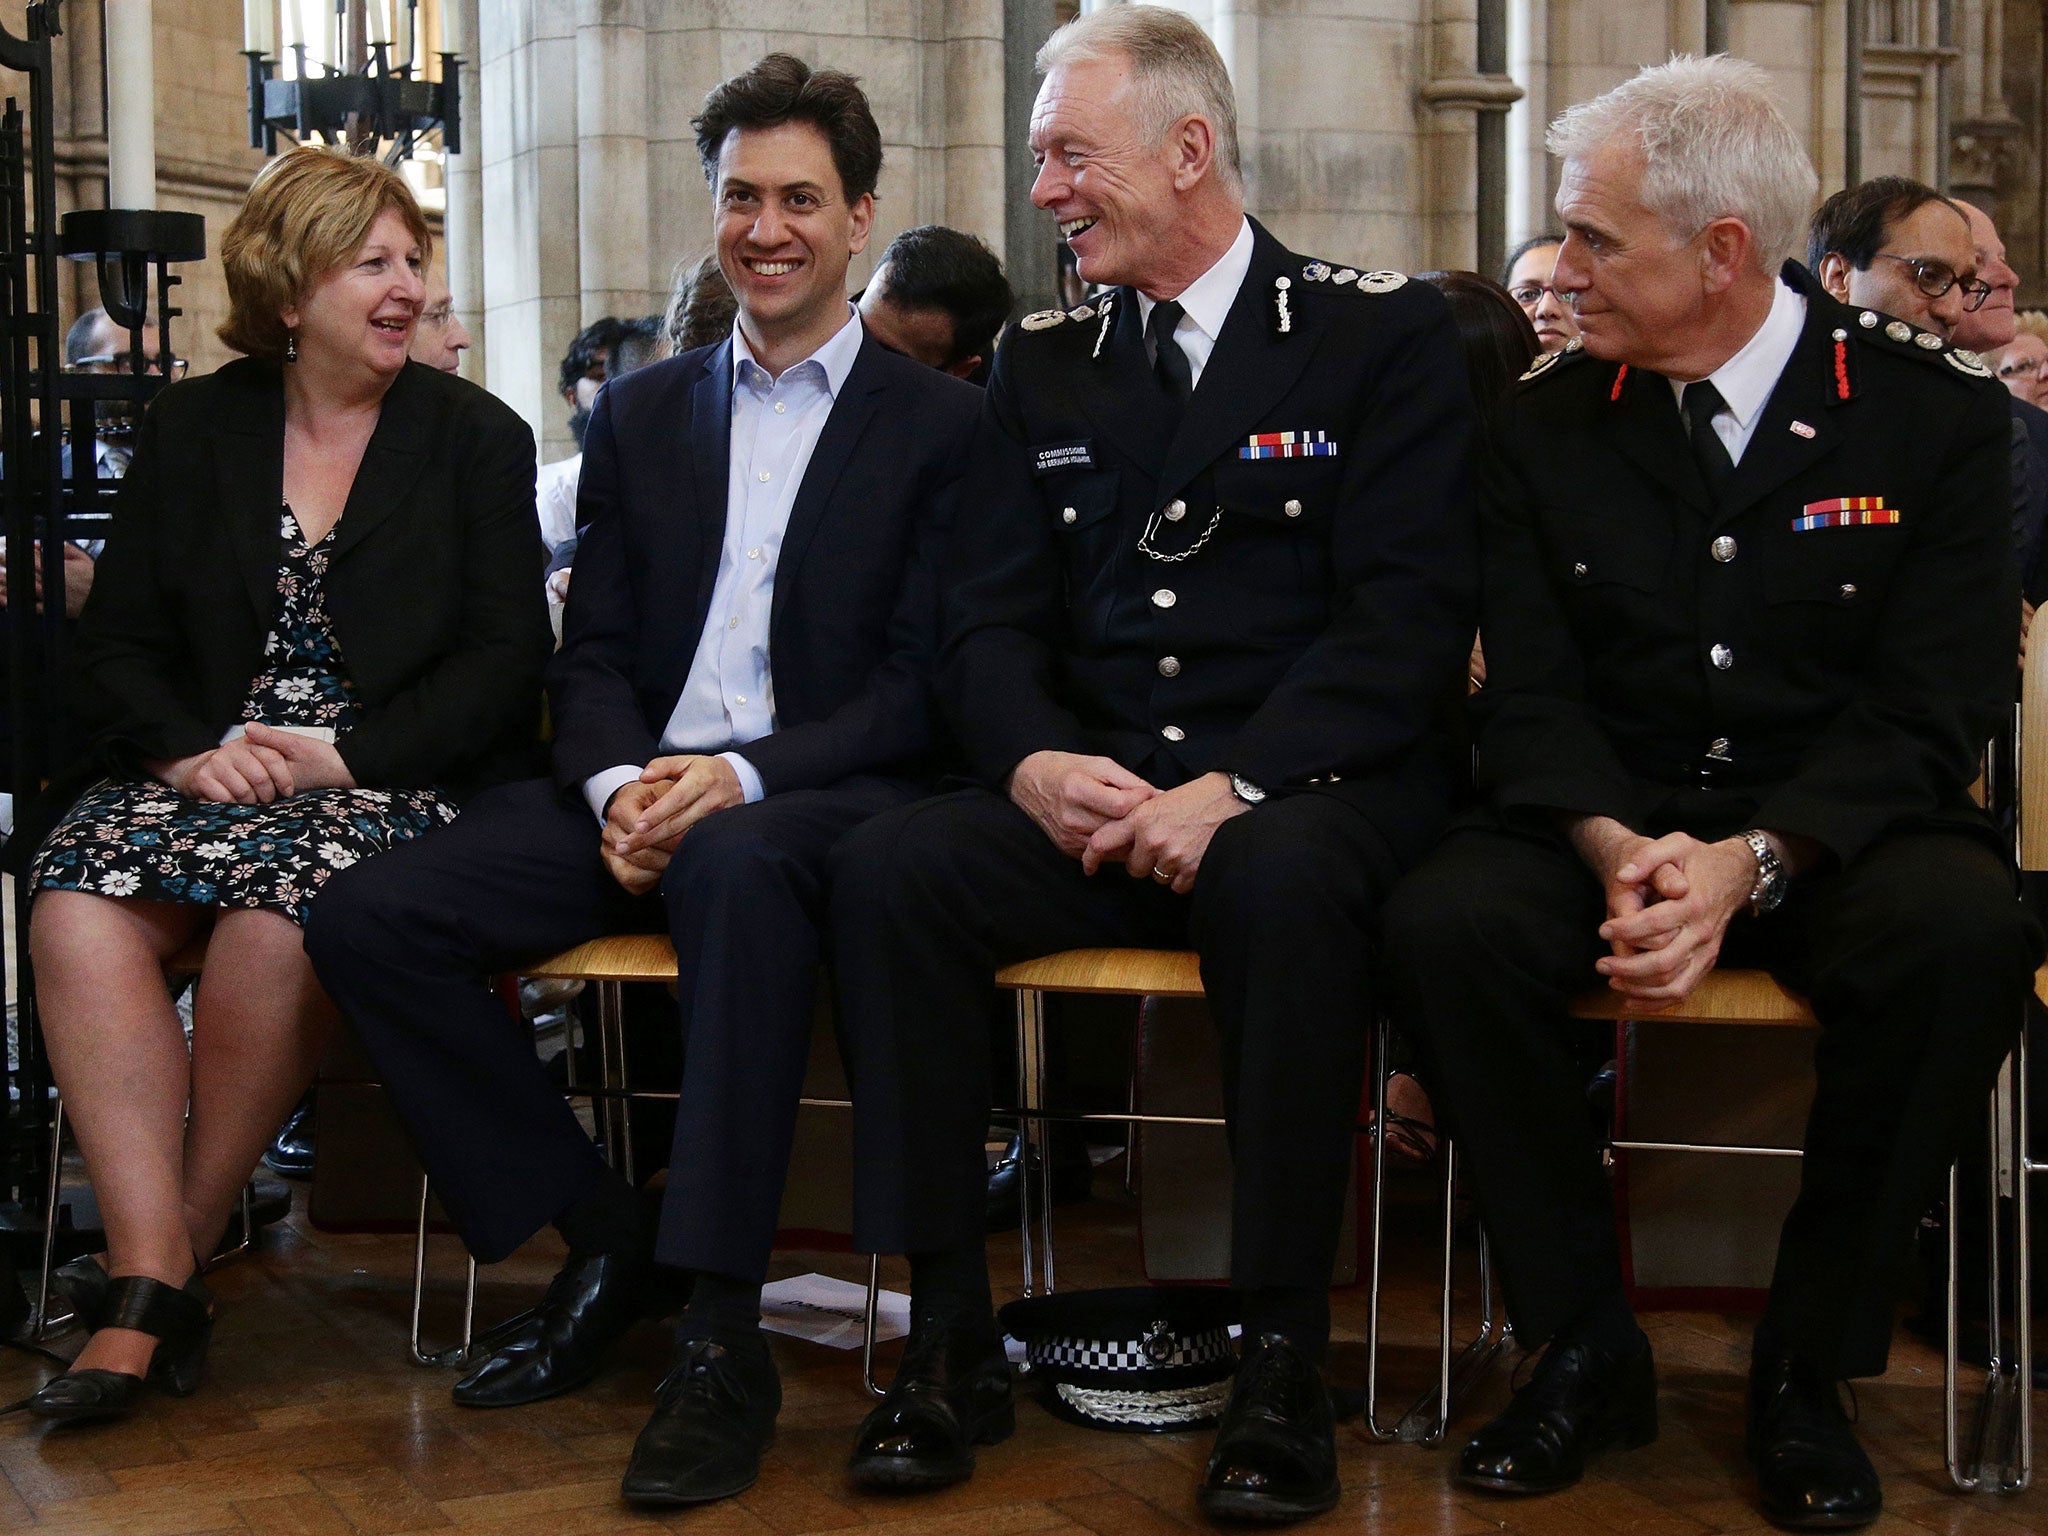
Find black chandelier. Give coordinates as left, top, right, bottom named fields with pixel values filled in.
left=241, top=3, right=461, bottom=165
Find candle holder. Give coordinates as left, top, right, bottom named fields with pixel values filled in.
left=244, top=41, right=461, bottom=165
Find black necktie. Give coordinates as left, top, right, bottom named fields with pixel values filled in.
left=1681, top=379, right=1736, bottom=499
left=1148, top=300, right=1193, bottom=403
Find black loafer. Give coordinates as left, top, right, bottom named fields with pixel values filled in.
left=1198, top=1333, right=1340, bottom=1523
left=452, top=1249, right=648, bottom=1409
left=1747, top=1348, right=1882, bottom=1530
left=848, top=1311, right=1013, bottom=1491
left=621, top=1331, right=781, bottom=1508
left=1458, top=1332, right=1658, bottom=1495
left=985, top=1130, right=1095, bottom=1232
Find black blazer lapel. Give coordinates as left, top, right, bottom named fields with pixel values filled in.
left=685, top=338, right=736, bottom=633
left=1714, top=309, right=1843, bottom=527
left=1155, top=223, right=1318, bottom=504
left=1068, top=291, right=1178, bottom=467
left=1609, top=364, right=1714, bottom=516
left=330, top=362, right=434, bottom=561
left=215, top=367, right=288, bottom=617
left=774, top=332, right=888, bottom=609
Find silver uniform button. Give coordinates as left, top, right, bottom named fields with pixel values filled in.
left=1283, top=499, right=1303, bottom=518
left=1839, top=582, right=1857, bottom=599
left=1711, top=535, right=1737, bottom=563
left=1572, top=561, right=1589, bottom=579
left=1158, top=656, right=1181, bottom=678
left=1062, top=506, right=1077, bottom=524
left=1710, top=643, right=1734, bottom=670
left=1164, top=498, right=1187, bottom=522
left=1160, top=725, right=1186, bottom=743
left=1152, top=589, right=1177, bottom=609
left=1708, top=736, right=1732, bottom=756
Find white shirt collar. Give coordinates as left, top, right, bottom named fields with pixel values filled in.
left=731, top=304, right=864, bottom=396
left=1137, top=217, right=1256, bottom=343
left=1669, top=275, right=1807, bottom=430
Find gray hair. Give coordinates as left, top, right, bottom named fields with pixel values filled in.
left=1037, top=4, right=1241, bottom=193
left=1547, top=55, right=1817, bottom=272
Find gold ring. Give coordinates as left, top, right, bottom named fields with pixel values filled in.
left=1152, top=868, right=1173, bottom=884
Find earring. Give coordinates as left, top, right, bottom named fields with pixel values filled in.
left=284, top=330, right=299, bottom=364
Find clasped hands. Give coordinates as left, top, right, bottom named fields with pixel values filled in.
left=149, top=722, right=355, bottom=805
left=1572, top=815, right=1763, bottom=1010
left=600, top=754, right=746, bottom=895
left=1008, top=750, right=1247, bottom=894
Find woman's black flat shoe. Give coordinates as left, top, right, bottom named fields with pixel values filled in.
left=24, top=1272, right=213, bottom=1426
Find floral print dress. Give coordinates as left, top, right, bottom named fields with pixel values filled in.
left=30, top=509, right=455, bottom=926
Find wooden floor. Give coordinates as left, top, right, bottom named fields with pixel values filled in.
left=0, top=1175, right=2040, bottom=1536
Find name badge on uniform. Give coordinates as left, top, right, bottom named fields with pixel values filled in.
left=1032, top=440, right=1096, bottom=476
left=1239, top=430, right=1336, bottom=460
left=1793, top=496, right=1899, bottom=532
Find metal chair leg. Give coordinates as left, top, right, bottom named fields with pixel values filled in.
left=1946, top=1040, right=2033, bottom=1493
left=1015, top=987, right=1054, bottom=1295
left=32, top=1094, right=68, bottom=1338
left=1364, top=1014, right=1510, bottom=1443
left=860, top=1251, right=887, bottom=1399
left=409, top=1174, right=479, bottom=1368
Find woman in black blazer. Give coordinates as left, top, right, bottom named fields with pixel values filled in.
left=17, top=148, right=550, bottom=1423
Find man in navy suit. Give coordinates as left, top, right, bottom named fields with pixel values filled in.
left=307, top=54, right=979, bottom=1509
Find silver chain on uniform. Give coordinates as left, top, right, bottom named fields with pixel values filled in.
left=1137, top=506, right=1224, bottom=562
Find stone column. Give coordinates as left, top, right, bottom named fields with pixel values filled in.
left=442, top=0, right=485, bottom=381
left=1421, top=0, right=1522, bottom=271
left=575, top=0, right=653, bottom=324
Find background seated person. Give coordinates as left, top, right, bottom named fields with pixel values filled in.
left=857, top=223, right=1014, bottom=383
left=828, top=8, right=1475, bottom=1520
left=17, top=145, right=549, bottom=1426
left=1385, top=59, right=2039, bottom=1532
left=306, top=53, right=980, bottom=1512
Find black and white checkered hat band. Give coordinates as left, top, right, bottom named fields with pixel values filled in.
left=1029, top=1327, right=1234, bottom=1373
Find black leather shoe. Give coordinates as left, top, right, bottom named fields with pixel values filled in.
left=1198, top=1333, right=1340, bottom=1523
left=50, top=1254, right=112, bottom=1331
left=262, top=1098, right=315, bottom=1181
left=1747, top=1348, right=1882, bottom=1530
left=1458, top=1332, right=1658, bottom=1494
left=985, top=1130, right=1094, bottom=1233
left=24, top=1271, right=213, bottom=1426
left=848, top=1311, right=1013, bottom=1491
left=451, top=1249, right=648, bottom=1408
left=621, top=1331, right=781, bottom=1507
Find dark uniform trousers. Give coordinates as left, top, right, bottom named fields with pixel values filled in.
left=306, top=773, right=917, bottom=1273
left=1385, top=820, right=2038, bottom=1380
left=829, top=785, right=1400, bottom=1287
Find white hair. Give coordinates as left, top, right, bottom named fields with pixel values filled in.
left=1037, top=4, right=1241, bottom=193
left=1547, top=55, right=1818, bottom=271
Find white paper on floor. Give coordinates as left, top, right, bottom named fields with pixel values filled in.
left=759, top=1273, right=910, bottom=1350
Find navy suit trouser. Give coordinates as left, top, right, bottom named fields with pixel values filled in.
left=305, top=773, right=916, bottom=1276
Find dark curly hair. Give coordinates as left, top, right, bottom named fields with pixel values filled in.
left=693, top=53, right=882, bottom=204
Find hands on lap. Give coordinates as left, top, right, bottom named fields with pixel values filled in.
left=597, top=756, right=747, bottom=895
left=1008, top=751, right=1248, bottom=895
left=147, top=723, right=356, bottom=806
left=1568, top=815, right=1780, bottom=1010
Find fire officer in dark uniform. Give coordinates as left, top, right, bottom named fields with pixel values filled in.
left=825, top=7, right=1476, bottom=1524
left=1384, top=57, right=2041, bottom=1532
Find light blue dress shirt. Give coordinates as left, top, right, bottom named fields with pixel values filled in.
left=583, top=308, right=866, bottom=823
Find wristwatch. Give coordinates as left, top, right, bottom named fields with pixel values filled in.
left=1228, top=773, right=1268, bottom=806
left=1740, top=829, right=1787, bottom=915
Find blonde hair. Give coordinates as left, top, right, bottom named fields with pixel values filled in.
left=218, top=147, right=432, bottom=360
left=1547, top=55, right=1818, bottom=272
left=1037, top=4, right=1241, bottom=194
left=2017, top=310, right=2048, bottom=345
